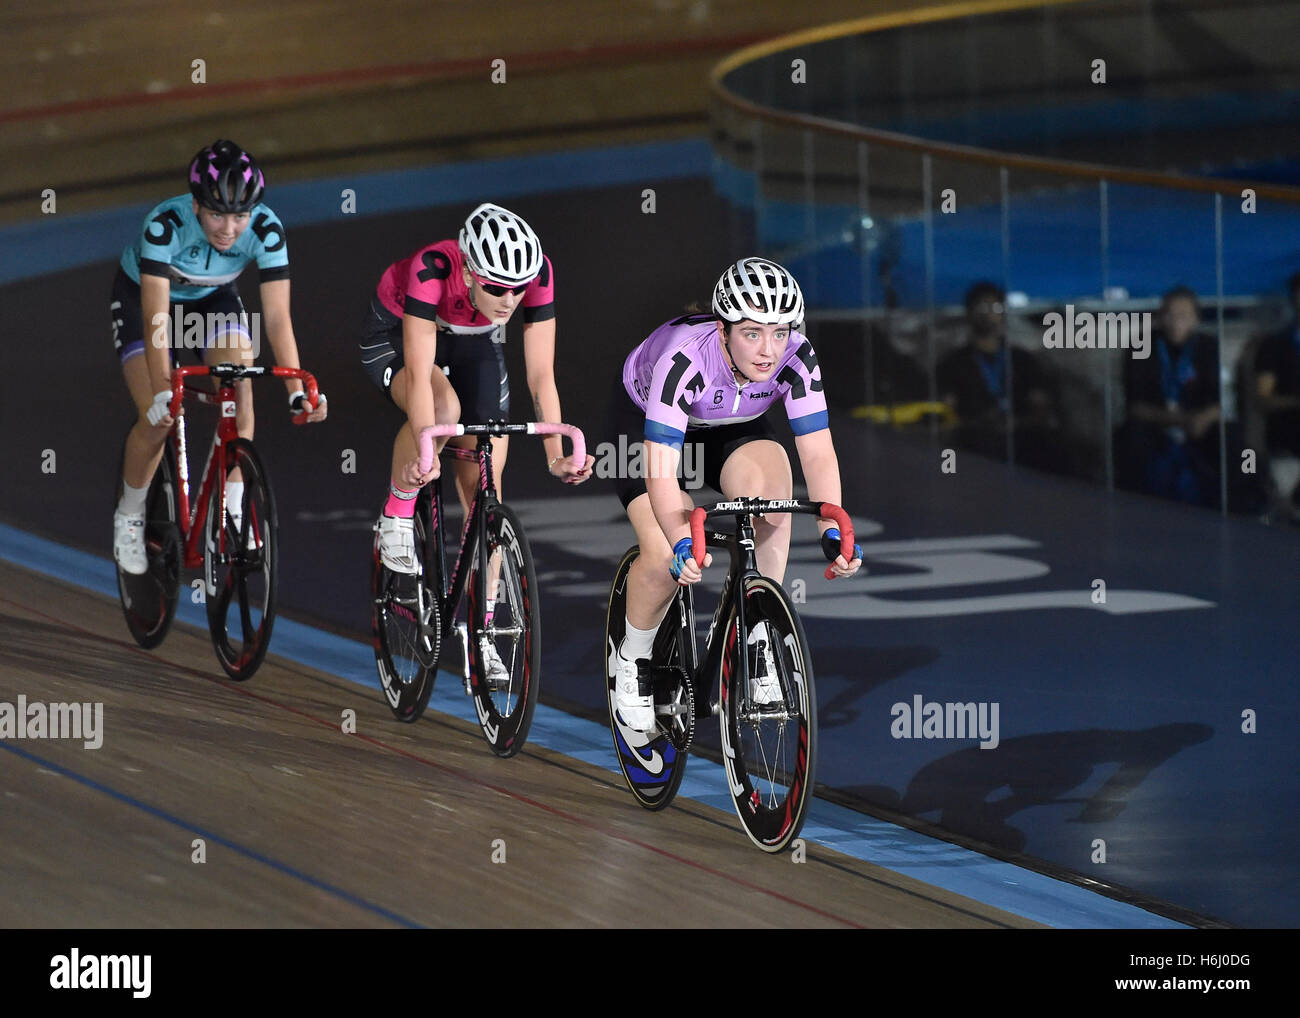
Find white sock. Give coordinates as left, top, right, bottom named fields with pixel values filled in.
left=226, top=480, right=245, bottom=521
left=620, top=618, right=658, bottom=662
left=118, top=480, right=149, bottom=517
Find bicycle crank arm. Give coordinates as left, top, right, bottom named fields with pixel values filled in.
left=456, top=621, right=470, bottom=680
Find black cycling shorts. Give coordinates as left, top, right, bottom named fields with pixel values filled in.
left=607, top=375, right=779, bottom=509
left=360, top=296, right=510, bottom=423
left=111, top=266, right=245, bottom=364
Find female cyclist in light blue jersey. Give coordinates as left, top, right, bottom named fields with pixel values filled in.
left=111, top=140, right=327, bottom=574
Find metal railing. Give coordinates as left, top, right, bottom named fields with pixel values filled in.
left=709, top=0, right=1300, bottom=516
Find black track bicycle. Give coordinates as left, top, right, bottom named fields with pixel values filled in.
left=371, top=420, right=584, bottom=757
left=604, top=497, right=854, bottom=853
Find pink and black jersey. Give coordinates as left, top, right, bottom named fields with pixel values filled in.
left=622, top=313, right=828, bottom=449
left=375, top=239, right=555, bottom=335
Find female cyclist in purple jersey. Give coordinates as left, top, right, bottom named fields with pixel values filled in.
left=111, top=140, right=327, bottom=576
left=609, top=257, right=862, bottom=733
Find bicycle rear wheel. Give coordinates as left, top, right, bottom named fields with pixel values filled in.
left=115, top=434, right=181, bottom=649
left=605, top=547, right=691, bottom=811
left=466, top=503, right=540, bottom=757
left=718, top=576, right=817, bottom=853
left=371, top=490, right=440, bottom=722
left=204, top=438, right=277, bottom=680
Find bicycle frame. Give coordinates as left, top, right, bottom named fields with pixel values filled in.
left=672, top=517, right=757, bottom=718
left=165, top=364, right=319, bottom=569
left=415, top=420, right=586, bottom=661
left=428, top=435, right=498, bottom=649
left=674, top=498, right=855, bottom=717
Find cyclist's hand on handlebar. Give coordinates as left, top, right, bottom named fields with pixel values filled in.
left=669, top=536, right=711, bottom=585
left=399, top=456, right=438, bottom=489
left=549, top=453, right=595, bottom=485
left=290, top=390, right=328, bottom=423
left=146, top=390, right=175, bottom=428
left=821, top=527, right=863, bottom=579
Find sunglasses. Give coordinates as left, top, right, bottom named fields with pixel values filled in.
left=472, top=272, right=529, bottom=297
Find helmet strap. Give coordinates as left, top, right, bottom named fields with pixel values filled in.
left=463, top=265, right=481, bottom=315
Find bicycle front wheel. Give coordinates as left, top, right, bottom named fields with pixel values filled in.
left=371, top=491, right=440, bottom=722
left=467, top=503, right=540, bottom=757
left=204, top=438, right=278, bottom=680
left=718, top=576, right=817, bottom=853
left=115, top=433, right=181, bottom=649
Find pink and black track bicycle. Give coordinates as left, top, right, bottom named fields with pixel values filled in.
left=370, top=420, right=585, bottom=758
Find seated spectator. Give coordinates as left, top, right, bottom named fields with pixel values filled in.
left=1254, top=271, right=1300, bottom=516
left=1116, top=286, right=1260, bottom=511
left=937, top=281, right=1068, bottom=473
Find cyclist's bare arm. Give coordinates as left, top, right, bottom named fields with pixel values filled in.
left=645, top=439, right=711, bottom=583
left=260, top=278, right=326, bottom=421
left=140, top=273, right=175, bottom=424
left=794, top=428, right=862, bottom=577
left=401, top=313, right=440, bottom=485
left=522, top=319, right=561, bottom=462
left=522, top=319, right=592, bottom=482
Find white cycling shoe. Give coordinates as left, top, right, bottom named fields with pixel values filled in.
left=376, top=514, right=419, bottom=574
left=113, top=510, right=147, bottom=575
left=610, top=645, right=656, bottom=734
left=226, top=509, right=260, bottom=551
left=747, top=622, right=784, bottom=707
left=478, top=637, right=511, bottom=691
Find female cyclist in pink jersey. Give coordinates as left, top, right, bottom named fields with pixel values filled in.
left=361, top=203, right=593, bottom=681
left=608, top=257, right=862, bottom=733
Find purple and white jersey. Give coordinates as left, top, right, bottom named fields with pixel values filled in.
left=622, top=313, right=828, bottom=449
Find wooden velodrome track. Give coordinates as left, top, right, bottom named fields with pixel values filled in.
left=2, top=1, right=1044, bottom=927
left=0, top=560, right=1038, bottom=927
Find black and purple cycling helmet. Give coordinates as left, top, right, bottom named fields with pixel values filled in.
left=188, top=139, right=265, bottom=213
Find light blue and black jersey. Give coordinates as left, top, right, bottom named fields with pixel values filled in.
left=119, top=194, right=290, bottom=301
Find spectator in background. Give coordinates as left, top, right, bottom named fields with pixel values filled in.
left=1254, top=271, right=1300, bottom=515
left=1115, top=285, right=1259, bottom=510
left=936, top=281, right=1067, bottom=473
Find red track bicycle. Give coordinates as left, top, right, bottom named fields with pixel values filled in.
left=114, top=363, right=320, bottom=680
